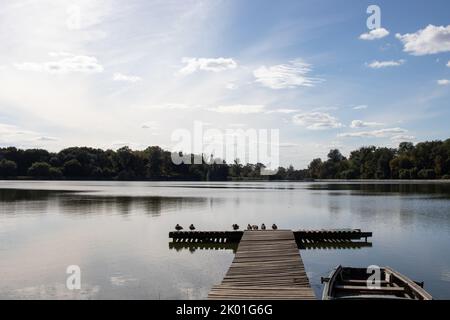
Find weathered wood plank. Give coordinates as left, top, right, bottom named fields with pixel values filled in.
left=207, top=230, right=316, bottom=300
left=169, top=229, right=372, bottom=248
left=335, top=285, right=405, bottom=293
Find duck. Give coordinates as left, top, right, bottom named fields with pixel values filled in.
left=272, top=223, right=278, bottom=230
left=189, top=224, right=195, bottom=231
left=252, top=225, right=259, bottom=230
left=247, top=224, right=252, bottom=230
left=261, top=223, right=266, bottom=230
left=175, top=224, right=183, bottom=231
left=232, top=224, right=239, bottom=231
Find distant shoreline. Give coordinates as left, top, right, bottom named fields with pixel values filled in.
left=2, top=139, right=450, bottom=181
left=1, top=178, right=450, bottom=183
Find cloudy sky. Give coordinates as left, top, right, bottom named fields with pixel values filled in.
left=0, top=0, right=449, bottom=168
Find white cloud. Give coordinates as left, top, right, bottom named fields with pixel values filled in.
left=0, top=124, right=41, bottom=139
left=14, top=53, right=103, bottom=74
left=35, top=136, right=59, bottom=141
left=208, top=104, right=265, bottom=114
left=179, top=57, right=237, bottom=75
left=391, top=134, right=416, bottom=142
left=367, top=59, right=405, bottom=69
left=265, top=108, right=298, bottom=114
left=113, top=72, right=142, bottom=82
left=253, top=59, right=321, bottom=89
left=225, top=82, right=237, bottom=90
left=0, top=1, right=237, bottom=151
left=147, top=103, right=194, bottom=110
left=312, top=106, right=339, bottom=112
left=0, top=123, right=57, bottom=146
left=353, top=105, right=368, bottom=110
left=338, top=127, right=408, bottom=138
left=279, top=142, right=299, bottom=148
left=350, top=120, right=384, bottom=128
left=437, top=79, right=450, bottom=85
left=140, top=121, right=160, bottom=135
left=141, top=121, right=159, bottom=129
left=292, top=112, right=343, bottom=130
left=447, top=61, right=450, bottom=67
left=359, top=28, right=390, bottom=40
left=396, top=25, right=450, bottom=55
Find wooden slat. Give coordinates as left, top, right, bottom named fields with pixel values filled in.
left=335, top=285, right=405, bottom=292
left=341, top=280, right=389, bottom=286
left=169, top=229, right=372, bottom=247
left=207, top=230, right=316, bottom=300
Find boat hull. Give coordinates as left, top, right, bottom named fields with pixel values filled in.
left=322, top=265, right=432, bottom=300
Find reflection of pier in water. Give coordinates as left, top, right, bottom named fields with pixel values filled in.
left=169, top=241, right=239, bottom=253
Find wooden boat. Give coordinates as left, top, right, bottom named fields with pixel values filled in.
left=321, top=265, right=432, bottom=300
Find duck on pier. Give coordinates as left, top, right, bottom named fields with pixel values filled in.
left=232, top=224, right=239, bottom=230
left=261, top=223, right=266, bottom=230
left=252, top=225, right=259, bottom=230
left=272, top=223, right=278, bottom=230
left=175, top=224, right=183, bottom=231
left=247, top=224, right=252, bottom=230
left=189, top=224, right=196, bottom=231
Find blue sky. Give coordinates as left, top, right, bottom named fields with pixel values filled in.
left=0, top=0, right=449, bottom=167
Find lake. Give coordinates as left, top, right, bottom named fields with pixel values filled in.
left=0, top=180, right=449, bottom=299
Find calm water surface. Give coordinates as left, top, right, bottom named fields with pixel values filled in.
left=0, top=180, right=449, bottom=299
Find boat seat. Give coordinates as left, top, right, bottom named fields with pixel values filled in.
left=335, top=285, right=404, bottom=292
left=341, top=280, right=389, bottom=285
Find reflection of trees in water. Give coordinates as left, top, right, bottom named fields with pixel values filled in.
left=308, top=183, right=450, bottom=196
left=398, top=197, right=450, bottom=229
left=0, top=189, right=72, bottom=202
left=343, top=189, right=450, bottom=230
left=58, top=195, right=209, bottom=217
left=206, top=197, right=227, bottom=211
left=0, top=189, right=209, bottom=217
left=0, top=189, right=66, bottom=214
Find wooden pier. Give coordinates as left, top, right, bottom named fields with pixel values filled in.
left=207, top=230, right=316, bottom=300
left=168, top=228, right=372, bottom=300
left=169, top=229, right=372, bottom=244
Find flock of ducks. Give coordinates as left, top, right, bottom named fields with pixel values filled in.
left=174, top=223, right=278, bottom=231
left=247, top=223, right=277, bottom=230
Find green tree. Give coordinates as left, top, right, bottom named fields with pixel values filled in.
left=398, top=142, right=414, bottom=154
left=286, top=165, right=295, bottom=180
left=49, top=167, right=63, bottom=178
left=145, top=146, right=164, bottom=178
left=308, top=158, right=323, bottom=179
left=63, top=159, right=83, bottom=177
left=1, top=138, right=450, bottom=181
left=273, top=167, right=287, bottom=180
left=230, top=159, right=243, bottom=178
left=417, top=169, right=436, bottom=179
left=399, top=169, right=412, bottom=180
left=28, top=162, right=52, bottom=177
left=327, top=149, right=345, bottom=162
left=0, top=159, right=17, bottom=177
left=375, top=148, right=394, bottom=179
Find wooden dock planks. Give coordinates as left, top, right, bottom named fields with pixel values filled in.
left=169, top=229, right=372, bottom=244
left=208, top=230, right=316, bottom=300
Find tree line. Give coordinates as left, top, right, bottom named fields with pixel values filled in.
left=0, top=139, right=449, bottom=180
